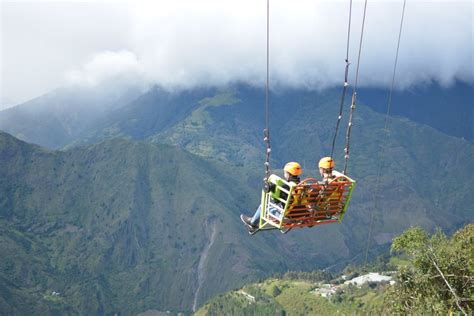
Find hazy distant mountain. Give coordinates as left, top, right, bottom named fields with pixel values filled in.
left=0, top=83, right=143, bottom=149
left=75, top=86, right=218, bottom=146
left=74, top=83, right=474, bottom=148
left=1, top=82, right=471, bottom=150
left=359, top=81, right=474, bottom=142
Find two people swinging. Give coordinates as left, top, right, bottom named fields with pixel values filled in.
left=240, top=157, right=337, bottom=234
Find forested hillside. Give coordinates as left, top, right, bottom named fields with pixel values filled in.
left=0, top=131, right=387, bottom=314
left=0, top=132, right=262, bottom=314
left=196, top=224, right=473, bottom=316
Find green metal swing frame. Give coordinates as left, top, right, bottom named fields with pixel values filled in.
left=259, top=171, right=356, bottom=233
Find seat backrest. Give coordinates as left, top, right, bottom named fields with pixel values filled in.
left=260, top=175, right=297, bottom=220
left=284, top=171, right=356, bottom=222
left=267, top=174, right=294, bottom=203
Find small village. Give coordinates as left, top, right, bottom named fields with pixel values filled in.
left=235, top=271, right=396, bottom=304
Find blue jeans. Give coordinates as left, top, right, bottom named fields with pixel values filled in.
left=251, top=204, right=280, bottom=226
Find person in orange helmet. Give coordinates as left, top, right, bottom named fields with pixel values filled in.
left=240, top=162, right=302, bottom=233
left=318, top=157, right=336, bottom=183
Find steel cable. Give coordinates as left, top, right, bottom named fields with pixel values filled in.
left=364, top=0, right=407, bottom=265
left=330, top=0, right=353, bottom=159
left=343, top=0, right=368, bottom=175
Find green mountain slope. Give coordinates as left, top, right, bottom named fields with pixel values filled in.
left=1, top=132, right=254, bottom=314
left=150, top=87, right=264, bottom=167
left=0, top=132, right=371, bottom=314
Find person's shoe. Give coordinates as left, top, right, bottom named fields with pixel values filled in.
left=248, top=226, right=259, bottom=235
left=240, top=214, right=258, bottom=230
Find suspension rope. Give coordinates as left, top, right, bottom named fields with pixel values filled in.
left=263, top=0, right=271, bottom=182
left=364, top=0, right=407, bottom=265
left=330, top=0, right=353, bottom=159
left=343, top=0, right=368, bottom=175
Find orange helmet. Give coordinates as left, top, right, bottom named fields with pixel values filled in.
left=284, top=162, right=302, bottom=176
left=319, top=157, right=335, bottom=169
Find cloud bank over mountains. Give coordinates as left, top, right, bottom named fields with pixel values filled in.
left=1, top=0, right=473, bottom=106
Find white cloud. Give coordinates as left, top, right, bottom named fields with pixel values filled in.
left=1, top=0, right=472, bottom=106
left=66, top=50, right=146, bottom=88
left=1, top=1, right=131, bottom=106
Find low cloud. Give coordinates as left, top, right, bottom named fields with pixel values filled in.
left=68, top=0, right=473, bottom=91
left=66, top=50, right=146, bottom=89
left=2, top=0, right=473, bottom=105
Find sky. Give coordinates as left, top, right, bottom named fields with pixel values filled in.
left=0, top=0, right=473, bottom=109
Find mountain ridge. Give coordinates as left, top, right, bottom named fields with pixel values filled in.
left=1, top=82, right=472, bottom=150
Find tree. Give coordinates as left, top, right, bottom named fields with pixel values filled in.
left=270, top=285, right=281, bottom=297
left=386, top=224, right=473, bottom=315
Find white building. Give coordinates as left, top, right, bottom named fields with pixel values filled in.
left=344, top=272, right=394, bottom=287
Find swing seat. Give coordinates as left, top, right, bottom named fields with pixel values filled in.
left=259, top=171, right=356, bottom=232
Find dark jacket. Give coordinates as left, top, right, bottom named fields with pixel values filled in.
left=268, top=175, right=300, bottom=206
